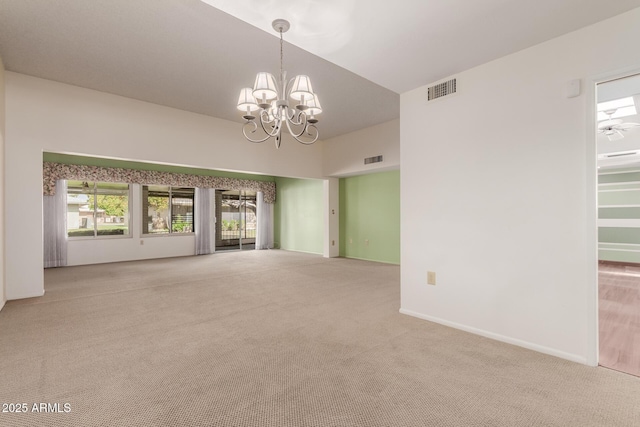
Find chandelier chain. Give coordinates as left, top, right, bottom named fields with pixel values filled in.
left=279, top=29, right=284, bottom=91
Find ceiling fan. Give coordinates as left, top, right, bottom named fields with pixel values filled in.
left=598, top=109, right=640, bottom=141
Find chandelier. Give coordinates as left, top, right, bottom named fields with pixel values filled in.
left=236, top=19, right=321, bottom=149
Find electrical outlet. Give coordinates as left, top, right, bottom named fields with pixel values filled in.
left=364, top=239, right=369, bottom=246
left=332, top=240, right=335, bottom=246
left=349, top=238, right=353, bottom=244
left=140, top=240, right=144, bottom=246
left=427, top=271, right=436, bottom=285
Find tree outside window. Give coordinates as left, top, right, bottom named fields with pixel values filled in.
left=66, top=181, right=130, bottom=237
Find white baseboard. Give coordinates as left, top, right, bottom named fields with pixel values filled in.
left=7, top=289, right=45, bottom=301
left=399, top=308, right=587, bottom=365
left=342, top=255, right=400, bottom=265
left=279, top=248, right=323, bottom=256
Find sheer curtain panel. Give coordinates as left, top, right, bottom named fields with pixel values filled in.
left=195, top=188, right=213, bottom=255
left=43, top=179, right=68, bottom=268
left=256, top=191, right=274, bottom=250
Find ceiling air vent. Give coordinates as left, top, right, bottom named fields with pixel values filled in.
left=364, top=155, right=383, bottom=165
left=428, top=78, right=457, bottom=101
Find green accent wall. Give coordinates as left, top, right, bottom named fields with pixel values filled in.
left=43, top=152, right=275, bottom=182
left=339, top=170, right=400, bottom=264
left=274, top=177, right=324, bottom=254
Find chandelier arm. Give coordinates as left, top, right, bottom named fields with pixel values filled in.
left=270, top=106, right=284, bottom=122
left=286, top=119, right=318, bottom=145
left=284, top=116, right=316, bottom=144
left=258, top=114, right=282, bottom=138
left=286, top=112, right=311, bottom=137
left=301, top=124, right=319, bottom=144
left=259, top=109, right=271, bottom=122
left=284, top=115, right=307, bottom=138
left=286, top=107, right=297, bottom=122
left=241, top=110, right=283, bottom=143
left=259, top=109, right=278, bottom=125
left=242, top=121, right=274, bottom=144
left=281, top=104, right=299, bottom=123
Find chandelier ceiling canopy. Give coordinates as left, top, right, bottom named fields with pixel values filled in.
left=237, top=19, right=321, bottom=149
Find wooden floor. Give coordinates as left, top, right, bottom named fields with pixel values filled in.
left=599, top=261, right=640, bottom=377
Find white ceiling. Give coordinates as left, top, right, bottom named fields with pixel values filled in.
left=1, top=0, right=640, bottom=140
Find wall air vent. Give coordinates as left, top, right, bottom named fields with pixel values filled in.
left=364, top=155, right=383, bottom=165
left=605, top=151, right=638, bottom=158
left=428, top=78, right=457, bottom=101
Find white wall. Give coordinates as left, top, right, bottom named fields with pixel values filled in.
left=0, top=56, right=5, bottom=311
left=323, top=119, right=399, bottom=177
left=4, top=73, right=325, bottom=300
left=400, top=8, right=640, bottom=364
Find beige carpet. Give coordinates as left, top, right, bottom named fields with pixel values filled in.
left=0, top=250, right=639, bottom=426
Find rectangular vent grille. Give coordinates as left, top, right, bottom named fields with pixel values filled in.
left=364, top=155, right=383, bottom=165
left=606, top=151, right=638, bottom=158
left=428, top=78, right=457, bottom=101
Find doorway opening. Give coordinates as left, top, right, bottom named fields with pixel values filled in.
left=596, top=73, right=640, bottom=377
left=215, top=190, right=257, bottom=251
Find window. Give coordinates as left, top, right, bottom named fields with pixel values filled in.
left=143, top=186, right=194, bottom=234
left=67, top=181, right=130, bottom=238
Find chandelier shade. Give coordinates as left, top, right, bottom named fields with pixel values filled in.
left=236, top=19, right=321, bottom=149
left=236, top=88, right=259, bottom=113
left=305, top=94, right=323, bottom=118
left=289, top=75, right=315, bottom=102
left=253, top=72, right=278, bottom=103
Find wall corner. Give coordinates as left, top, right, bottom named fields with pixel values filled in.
left=0, top=54, right=6, bottom=309
left=323, top=178, right=339, bottom=257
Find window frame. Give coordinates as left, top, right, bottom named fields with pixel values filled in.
left=66, top=180, right=132, bottom=240
left=142, top=185, right=195, bottom=236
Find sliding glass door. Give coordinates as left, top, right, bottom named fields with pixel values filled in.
left=215, top=190, right=257, bottom=251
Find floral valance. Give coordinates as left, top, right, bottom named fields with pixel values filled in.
left=43, top=162, right=277, bottom=203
